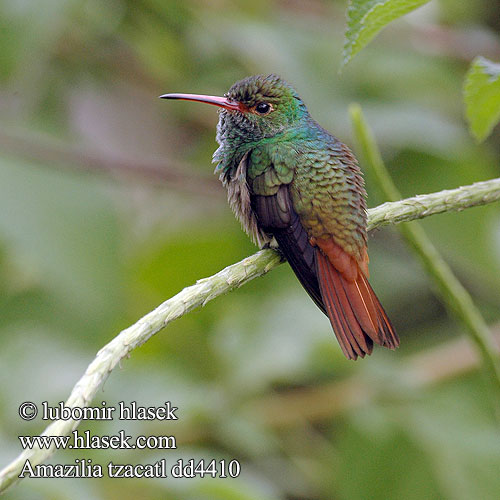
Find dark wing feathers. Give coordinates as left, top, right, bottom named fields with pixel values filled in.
left=274, top=216, right=326, bottom=314
left=252, top=185, right=326, bottom=314
left=252, top=188, right=291, bottom=228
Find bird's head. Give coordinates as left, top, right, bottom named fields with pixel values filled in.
left=161, top=74, right=308, bottom=143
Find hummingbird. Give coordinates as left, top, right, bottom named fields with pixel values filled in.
left=161, top=74, right=398, bottom=360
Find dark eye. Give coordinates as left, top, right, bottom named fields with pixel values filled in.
left=254, top=102, right=272, bottom=115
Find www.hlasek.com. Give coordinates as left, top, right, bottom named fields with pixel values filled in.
left=17, top=400, right=241, bottom=479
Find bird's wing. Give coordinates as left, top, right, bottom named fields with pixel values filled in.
left=251, top=183, right=326, bottom=313
left=247, top=147, right=398, bottom=360
left=289, top=143, right=398, bottom=359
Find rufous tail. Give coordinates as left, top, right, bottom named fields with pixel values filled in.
left=315, top=247, right=399, bottom=360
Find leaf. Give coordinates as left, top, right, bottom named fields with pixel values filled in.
left=464, top=56, right=500, bottom=142
left=343, top=0, right=431, bottom=67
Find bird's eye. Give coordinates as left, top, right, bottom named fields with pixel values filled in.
left=254, top=102, right=272, bottom=115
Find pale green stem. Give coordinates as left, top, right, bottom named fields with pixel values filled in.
left=2, top=173, right=500, bottom=493
left=349, top=103, right=500, bottom=412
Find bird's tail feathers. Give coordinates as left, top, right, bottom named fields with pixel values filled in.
left=315, top=248, right=399, bottom=360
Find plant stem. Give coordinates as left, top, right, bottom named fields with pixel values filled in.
left=349, top=103, right=500, bottom=412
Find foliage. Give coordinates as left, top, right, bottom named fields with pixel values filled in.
left=464, top=56, right=500, bottom=142
left=343, top=0, right=432, bottom=66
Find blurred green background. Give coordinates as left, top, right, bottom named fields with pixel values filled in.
left=1, top=1, right=500, bottom=499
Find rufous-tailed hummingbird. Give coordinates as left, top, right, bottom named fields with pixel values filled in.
left=161, top=74, right=398, bottom=360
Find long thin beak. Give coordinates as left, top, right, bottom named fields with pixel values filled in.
left=160, top=93, right=244, bottom=112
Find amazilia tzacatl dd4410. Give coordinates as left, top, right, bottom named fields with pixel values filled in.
left=161, top=74, right=399, bottom=360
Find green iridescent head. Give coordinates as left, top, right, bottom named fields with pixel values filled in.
left=161, top=75, right=310, bottom=174
left=220, top=74, right=308, bottom=140
left=161, top=74, right=308, bottom=142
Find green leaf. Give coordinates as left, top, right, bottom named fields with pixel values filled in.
left=343, top=0, right=431, bottom=67
left=464, top=56, right=500, bottom=142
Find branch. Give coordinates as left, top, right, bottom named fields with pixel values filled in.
left=367, top=177, right=500, bottom=231
left=350, top=103, right=500, bottom=413
left=0, top=127, right=222, bottom=197
left=1, top=178, right=500, bottom=493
